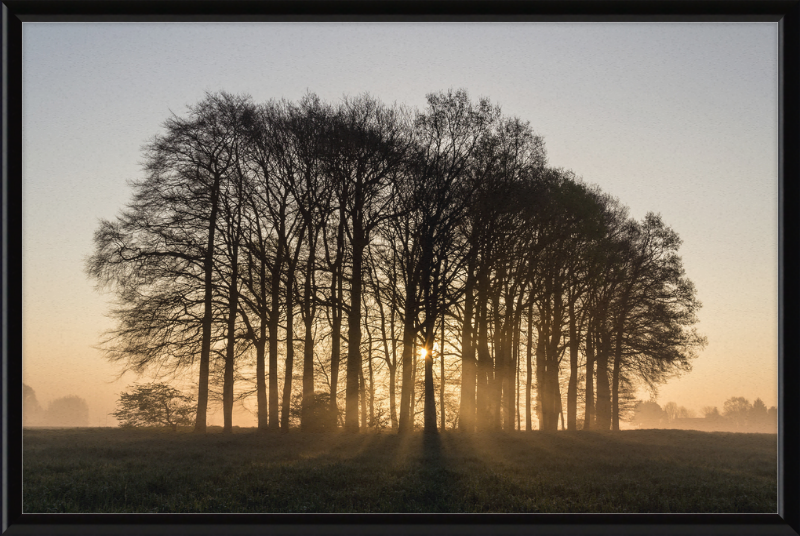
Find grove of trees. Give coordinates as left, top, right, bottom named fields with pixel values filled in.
left=23, top=385, right=90, bottom=427
left=87, top=89, right=706, bottom=434
left=715, top=396, right=776, bottom=431
left=632, top=396, right=776, bottom=432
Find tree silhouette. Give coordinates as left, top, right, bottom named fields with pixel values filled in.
left=723, top=396, right=752, bottom=429
left=87, top=92, right=252, bottom=433
left=631, top=400, right=666, bottom=428
left=88, top=89, right=707, bottom=435
left=45, top=395, right=90, bottom=427
left=23, top=384, right=43, bottom=426
left=324, top=96, right=412, bottom=432
left=112, top=383, right=195, bottom=431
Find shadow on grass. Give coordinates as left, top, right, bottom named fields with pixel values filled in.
left=331, top=431, right=463, bottom=513
left=410, top=432, right=453, bottom=512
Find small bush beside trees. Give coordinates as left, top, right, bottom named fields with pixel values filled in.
left=290, top=392, right=338, bottom=431
left=112, top=383, right=196, bottom=431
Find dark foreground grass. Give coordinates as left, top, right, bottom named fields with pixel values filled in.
left=23, top=427, right=776, bottom=513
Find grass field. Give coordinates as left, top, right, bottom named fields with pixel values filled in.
left=22, top=427, right=776, bottom=513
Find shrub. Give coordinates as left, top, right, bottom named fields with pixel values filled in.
left=111, top=383, right=195, bottom=431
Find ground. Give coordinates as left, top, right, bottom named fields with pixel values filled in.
left=22, top=427, right=776, bottom=513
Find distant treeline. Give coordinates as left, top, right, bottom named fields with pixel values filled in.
left=23, top=384, right=89, bottom=427
left=632, top=397, right=777, bottom=432
left=87, top=90, right=705, bottom=434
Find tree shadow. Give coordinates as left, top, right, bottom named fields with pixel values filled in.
left=394, top=431, right=464, bottom=512
left=334, top=431, right=464, bottom=512
left=418, top=432, right=448, bottom=506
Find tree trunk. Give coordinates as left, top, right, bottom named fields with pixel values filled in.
left=222, top=256, right=239, bottom=434
left=398, top=287, right=417, bottom=434
left=516, top=321, right=521, bottom=431
left=268, top=312, right=280, bottom=430
left=194, top=174, right=221, bottom=434
left=543, top=281, right=564, bottom=432
left=526, top=302, right=534, bottom=432
left=475, top=283, right=493, bottom=432
left=223, top=172, right=244, bottom=434
left=376, top=279, right=397, bottom=429
left=491, top=282, right=503, bottom=431
left=583, top=322, right=595, bottom=430
left=458, top=263, right=476, bottom=432
left=367, top=326, right=375, bottom=428
left=281, top=271, right=295, bottom=433
left=611, top=322, right=624, bottom=431
left=439, top=312, right=446, bottom=431
left=301, top=235, right=317, bottom=431
left=502, top=313, right=518, bottom=431
left=345, top=227, right=366, bottom=433
left=595, top=330, right=612, bottom=430
left=268, top=217, right=286, bottom=431
left=535, top=323, right=546, bottom=430
left=359, top=362, right=367, bottom=429
left=509, top=314, right=521, bottom=431
left=329, top=216, right=344, bottom=423
left=567, top=299, right=579, bottom=431
left=389, top=364, right=397, bottom=429
left=411, top=339, right=418, bottom=427
left=421, top=253, right=439, bottom=433
left=389, top=290, right=398, bottom=429
left=255, top=337, right=268, bottom=430
left=423, top=323, right=438, bottom=434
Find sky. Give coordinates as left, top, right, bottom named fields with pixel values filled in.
left=21, top=22, right=778, bottom=426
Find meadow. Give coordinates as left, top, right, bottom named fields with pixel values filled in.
left=22, top=428, right=776, bottom=513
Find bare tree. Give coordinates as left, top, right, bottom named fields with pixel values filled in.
left=87, top=92, right=251, bottom=433
left=323, top=95, right=412, bottom=433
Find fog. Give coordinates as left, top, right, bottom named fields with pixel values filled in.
left=23, top=384, right=90, bottom=427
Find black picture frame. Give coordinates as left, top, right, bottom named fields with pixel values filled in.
left=2, top=2, right=798, bottom=535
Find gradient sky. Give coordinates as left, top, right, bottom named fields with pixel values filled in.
left=22, top=22, right=778, bottom=426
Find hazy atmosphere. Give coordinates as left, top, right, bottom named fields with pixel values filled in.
left=22, top=22, right=777, bottom=428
